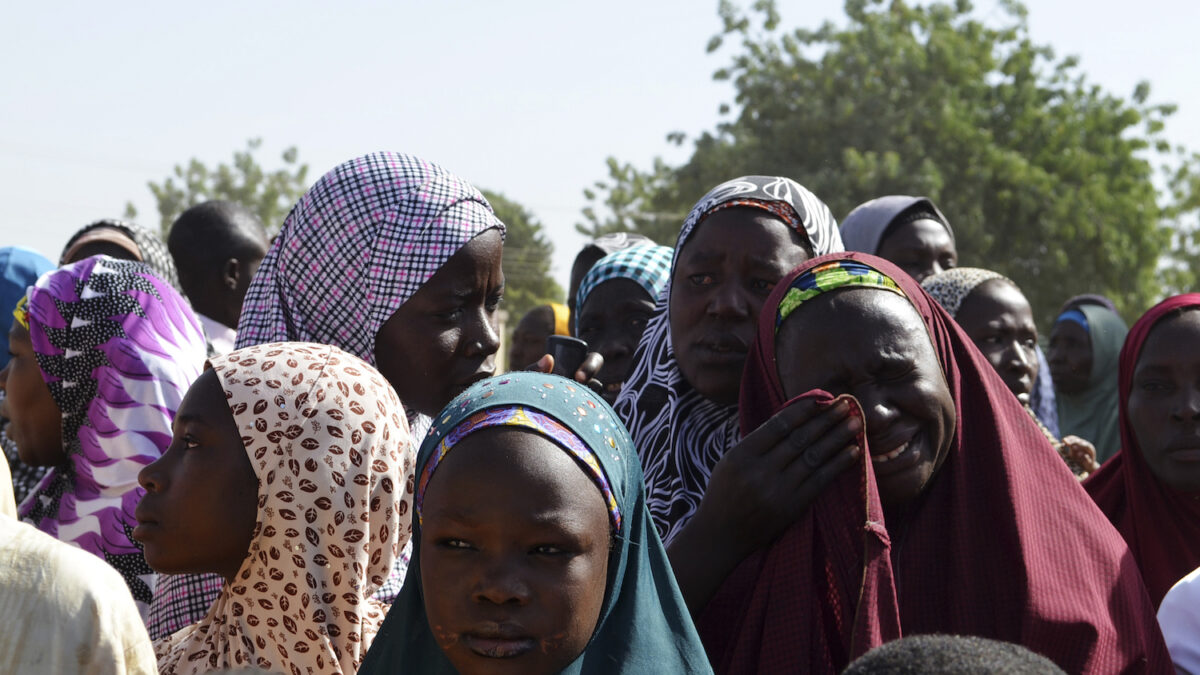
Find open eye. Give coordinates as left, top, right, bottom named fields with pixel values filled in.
left=688, top=274, right=714, bottom=287
left=531, top=544, right=566, bottom=556
left=437, top=538, right=474, bottom=550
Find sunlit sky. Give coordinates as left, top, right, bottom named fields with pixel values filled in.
left=3, top=1, right=1198, bottom=289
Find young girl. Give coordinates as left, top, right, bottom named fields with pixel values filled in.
left=360, top=371, right=712, bottom=674
left=137, top=342, right=415, bottom=674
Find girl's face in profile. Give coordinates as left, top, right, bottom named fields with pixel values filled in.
left=420, top=426, right=611, bottom=675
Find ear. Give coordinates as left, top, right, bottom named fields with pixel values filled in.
left=223, top=258, right=240, bottom=290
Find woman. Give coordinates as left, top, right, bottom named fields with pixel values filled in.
left=614, top=175, right=843, bottom=546
left=567, top=232, right=655, bottom=334
left=575, top=244, right=673, bottom=404
left=1049, top=295, right=1128, bottom=463
left=508, top=302, right=571, bottom=372
left=839, top=195, right=956, bottom=283
left=138, top=342, right=414, bottom=674
left=359, top=371, right=712, bottom=674
left=699, top=253, right=1167, bottom=673
left=235, top=151, right=507, bottom=600
left=0, top=256, right=206, bottom=620
left=922, top=267, right=1097, bottom=477
left=1085, top=294, right=1200, bottom=607
left=60, top=218, right=182, bottom=293
left=0, top=246, right=56, bottom=505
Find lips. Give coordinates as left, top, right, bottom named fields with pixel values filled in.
left=131, top=503, right=160, bottom=541
left=869, top=430, right=923, bottom=476
left=462, top=625, right=536, bottom=659
left=1166, top=437, right=1200, bottom=462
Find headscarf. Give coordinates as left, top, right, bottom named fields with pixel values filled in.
left=702, top=252, right=1169, bottom=674
left=60, top=219, right=182, bottom=293
left=18, top=256, right=206, bottom=614
left=0, top=247, right=56, bottom=506
left=359, top=371, right=713, bottom=674
left=154, top=342, right=415, bottom=675
left=839, top=195, right=953, bottom=255
left=574, top=245, right=674, bottom=333
left=1054, top=298, right=1127, bottom=463
left=1085, top=294, right=1200, bottom=607
left=922, top=268, right=1082, bottom=476
left=1031, top=348, right=1061, bottom=438
left=551, top=301, right=571, bottom=336
left=614, top=176, right=843, bottom=543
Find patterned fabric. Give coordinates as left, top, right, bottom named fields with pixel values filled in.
left=234, top=152, right=503, bottom=603
left=705, top=252, right=1170, bottom=673
left=60, top=219, right=182, bottom=293
left=1086, top=294, right=1200, bottom=608
left=154, top=342, right=415, bottom=675
left=776, top=259, right=906, bottom=330
left=574, top=244, right=674, bottom=332
left=614, top=176, right=843, bottom=543
left=920, top=267, right=1008, bottom=319
left=146, top=573, right=225, bottom=640
left=417, top=405, right=621, bottom=530
left=1055, top=301, right=1127, bottom=463
left=839, top=195, right=953, bottom=255
left=359, top=372, right=713, bottom=674
left=18, top=256, right=206, bottom=615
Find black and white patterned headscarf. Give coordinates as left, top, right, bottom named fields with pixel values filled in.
left=613, top=176, right=843, bottom=544
left=60, top=219, right=182, bottom=293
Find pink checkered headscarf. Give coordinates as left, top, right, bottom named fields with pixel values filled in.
left=235, top=152, right=505, bottom=364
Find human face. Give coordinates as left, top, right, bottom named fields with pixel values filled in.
left=954, top=280, right=1039, bottom=404
left=375, top=229, right=505, bottom=417
left=876, top=218, right=957, bottom=283
left=670, top=207, right=813, bottom=406
left=134, top=369, right=259, bottom=581
left=508, top=307, right=554, bottom=373
left=576, top=279, right=656, bottom=404
left=1127, top=309, right=1200, bottom=492
left=0, top=321, right=64, bottom=466
left=567, top=248, right=607, bottom=335
left=1048, top=319, right=1092, bottom=395
left=776, top=289, right=956, bottom=508
left=421, top=427, right=611, bottom=675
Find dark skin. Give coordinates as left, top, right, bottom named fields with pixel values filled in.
left=421, top=427, right=610, bottom=675
left=168, top=203, right=271, bottom=329
left=375, top=230, right=505, bottom=418
left=134, top=369, right=259, bottom=582
left=0, top=321, right=64, bottom=466
left=957, top=280, right=1097, bottom=471
left=567, top=248, right=608, bottom=337
left=1048, top=319, right=1093, bottom=396
left=175, top=254, right=266, bottom=330
left=575, top=279, right=657, bottom=405
left=508, top=306, right=555, bottom=374
left=669, top=207, right=814, bottom=407
left=1128, top=309, right=1200, bottom=492
left=876, top=218, right=957, bottom=283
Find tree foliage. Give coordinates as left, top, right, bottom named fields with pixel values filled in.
left=581, top=0, right=1191, bottom=325
left=484, top=190, right=564, bottom=323
left=125, top=138, right=310, bottom=236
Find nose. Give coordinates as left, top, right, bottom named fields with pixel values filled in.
left=1174, top=386, right=1200, bottom=421
left=1004, top=341, right=1033, bottom=374
left=859, top=387, right=899, bottom=441
left=138, top=455, right=168, bottom=493
left=473, top=554, right=531, bottom=607
left=706, top=281, right=750, bottom=320
left=465, top=308, right=501, bottom=359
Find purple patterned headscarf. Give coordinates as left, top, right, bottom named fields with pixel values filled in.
left=19, top=256, right=206, bottom=613
left=235, top=151, right=506, bottom=367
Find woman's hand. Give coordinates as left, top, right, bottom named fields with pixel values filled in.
left=667, top=395, right=862, bottom=613
left=1061, top=435, right=1100, bottom=474
left=527, top=352, right=605, bottom=392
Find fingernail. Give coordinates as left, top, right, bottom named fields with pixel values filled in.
left=847, top=416, right=862, bottom=432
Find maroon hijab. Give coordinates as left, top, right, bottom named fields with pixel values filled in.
left=699, top=252, right=1169, bottom=674
left=1085, top=293, right=1200, bottom=607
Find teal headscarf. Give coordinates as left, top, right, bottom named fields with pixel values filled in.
left=359, top=371, right=713, bottom=674
left=1056, top=303, right=1127, bottom=463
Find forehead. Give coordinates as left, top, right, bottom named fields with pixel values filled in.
left=884, top=218, right=954, bottom=250
left=776, top=288, right=934, bottom=373
left=960, top=280, right=1033, bottom=321
left=580, top=278, right=653, bottom=314
left=178, top=369, right=232, bottom=420
left=1050, top=319, right=1089, bottom=342
left=1138, top=309, right=1200, bottom=365
left=682, top=207, right=805, bottom=258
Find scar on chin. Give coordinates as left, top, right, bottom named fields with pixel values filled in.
left=431, top=624, right=460, bottom=648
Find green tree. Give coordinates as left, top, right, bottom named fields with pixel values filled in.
left=483, top=190, right=564, bottom=323
left=125, top=138, right=309, bottom=235
left=583, top=0, right=1185, bottom=325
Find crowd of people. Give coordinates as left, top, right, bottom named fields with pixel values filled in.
left=1, top=151, right=1197, bottom=674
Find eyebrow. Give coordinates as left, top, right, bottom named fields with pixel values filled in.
left=173, top=413, right=210, bottom=429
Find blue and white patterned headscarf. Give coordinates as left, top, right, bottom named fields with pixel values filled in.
left=613, top=176, right=843, bottom=543
left=575, top=245, right=674, bottom=333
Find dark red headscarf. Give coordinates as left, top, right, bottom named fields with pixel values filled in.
left=699, top=252, right=1169, bottom=674
left=1085, top=293, right=1200, bottom=607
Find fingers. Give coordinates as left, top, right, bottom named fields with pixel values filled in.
left=779, top=413, right=861, bottom=479
left=742, top=397, right=848, bottom=458
left=526, top=354, right=554, bottom=373
left=574, top=352, right=604, bottom=383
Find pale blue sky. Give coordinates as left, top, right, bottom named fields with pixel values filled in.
left=3, top=1, right=1197, bottom=289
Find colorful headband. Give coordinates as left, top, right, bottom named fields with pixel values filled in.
left=12, top=294, right=30, bottom=331
left=416, top=405, right=621, bottom=531
left=1056, top=308, right=1090, bottom=333
left=704, top=198, right=801, bottom=231
left=776, top=259, right=906, bottom=332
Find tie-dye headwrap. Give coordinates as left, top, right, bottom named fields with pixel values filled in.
left=575, top=244, right=674, bottom=333
left=776, top=259, right=906, bottom=332
left=18, top=256, right=206, bottom=615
